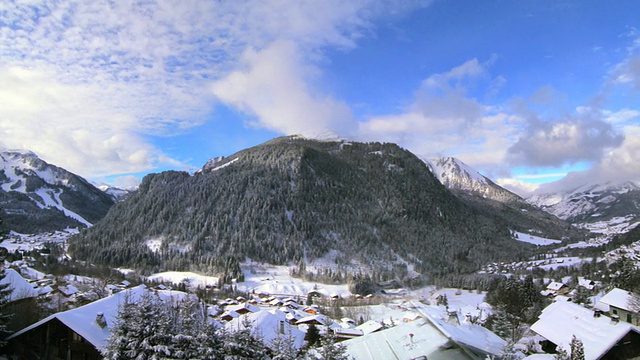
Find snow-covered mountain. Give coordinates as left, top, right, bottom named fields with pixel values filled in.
left=95, top=184, right=136, bottom=202
left=528, top=181, right=640, bottom=234
left=426, top=157, right=523, bottom=204
left=426, top=157, right=584, bottom=241
left=0, top=149, right=114, bottom=233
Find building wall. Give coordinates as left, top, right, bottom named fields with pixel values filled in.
left=610, top=306, right=640, bottom=326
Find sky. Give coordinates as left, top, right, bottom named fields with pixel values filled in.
left=1, top=0, right=639, bottom=197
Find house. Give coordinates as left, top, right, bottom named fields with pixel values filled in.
left=545, top=281, right=569, bottom=295
left=356, top=320, right=384, bottom=335
left=343, top=303, right=506, bottom=360
left=530, top=301, right=640, bottom=360
left=226, top=302, right=259, bottom=315
left=333, top=327, right=364, bottom=341
left=578, top=277, right=596, bottom=291
left=599, top=288, right=640, bottom=326
left=7, top=285, right=190, bottom=359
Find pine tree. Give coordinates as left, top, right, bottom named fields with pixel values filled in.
left=317, top=331, right=351, bottom=360
left=570, top=335, right=585, bottom=360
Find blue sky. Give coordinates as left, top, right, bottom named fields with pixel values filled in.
left=1, top=0, right=639, bottom=196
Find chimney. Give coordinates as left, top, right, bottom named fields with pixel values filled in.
left=96, top=312, right=107, bottom=328
left=446, top=309, right=460, bottom=326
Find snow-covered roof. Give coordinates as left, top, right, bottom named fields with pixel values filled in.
left=1, top=268, right=38, bottom=301
left=343, top=317, right=470, bottom=360
left=226, top=302, right=259, bottom=314
left=296, top=314, right=332, bottom=326
left=356, top=320, right=384, bottom=335
left=546, top=281, right=567, bottom=291
left=7, top=285, right=190, bottom=352
left=599, top=287, right=640, bottom=313
left=530, top=301, right=639, bottom=360
left=412, top=302, right=507, bottom=358
left=58, top=284, right=79, bottom=297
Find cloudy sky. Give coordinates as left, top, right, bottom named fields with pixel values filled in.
left=1, top=0, right=639, bottom=196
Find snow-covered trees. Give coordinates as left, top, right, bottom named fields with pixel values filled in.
left=570, top=336, right=585, bottom=360
left=104, top=293, right=222, bottom=359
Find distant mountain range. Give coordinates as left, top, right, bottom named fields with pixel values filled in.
left=426, top=157, right=584, bottom=241
left=69, top=136, right=581, bottom=280
left=528, top=181, right=640, bottom=234
left=0, top=149, right=114, bottom=233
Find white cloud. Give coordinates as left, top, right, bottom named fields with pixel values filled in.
left=211, top=40, right=357, bottom=138
left=358, top=59, right=522, bottom=169
left=0, top=0, right=426, bottom=179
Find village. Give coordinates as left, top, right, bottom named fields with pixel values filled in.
left=2, top=238, right=640, bottom=359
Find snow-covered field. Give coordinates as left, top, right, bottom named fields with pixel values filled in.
left=513, top=231, right=561, bottom=246
left=237, top=262, right=352, bottom=297
left=148, top=271, right=219, bottom=288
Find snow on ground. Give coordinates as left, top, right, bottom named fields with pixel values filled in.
left=147, top=271, right=219, bottom=288
left=513, top=231, right=561, bottom=246
left=237, top=262, right=351, bottom=297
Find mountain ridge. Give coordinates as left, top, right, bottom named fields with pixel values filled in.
left=70, top=136, right=539, bottom=281
left=426, top=156, right=584, bottom=241
left=0, top=149, right=114, bottom=233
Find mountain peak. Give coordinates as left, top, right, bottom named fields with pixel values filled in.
left=427, top=157, right=489, bottom=187
left=0, top=149, right=114, bottom=232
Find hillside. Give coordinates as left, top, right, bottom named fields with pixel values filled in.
left=427, top=157, right=584, bottom=241
left=0, top=150, right=114, bottom=233
left=69, top=137, right=537, bottom=281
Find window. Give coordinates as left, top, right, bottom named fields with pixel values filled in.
left=627, top=313, right=632, bottom=323
left=612, top=309, right=618, bottom=315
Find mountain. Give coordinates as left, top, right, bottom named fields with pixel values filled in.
left=69, top=136, right=539, bottom=281
left=0, top=149, right=115, bottom=233
left=426, top=157, right=584, bottom=241
left=527, top=181, right=640, bottom=234
left=95, top=184, right=136, bottom=202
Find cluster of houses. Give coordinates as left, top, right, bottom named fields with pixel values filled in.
left=4, top=259, right=640, bottom=359
left=3, top=260, right=133, bottom=310
left=530, top=287, right=640, bottom=360
left=5, top=283, right=513, bottom=360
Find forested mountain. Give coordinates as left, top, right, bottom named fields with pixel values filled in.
left=69, top=137, right=538, bottom=281
left=427, top=157, right=584, bottom=241
left=528, top=181, right=640, bottom=233
left=0, top=149, right=114, bottom=233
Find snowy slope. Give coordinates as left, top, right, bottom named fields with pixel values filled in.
left=528, top=181, right=640, bottom=234
left=0, top=149, right=114, bottom=232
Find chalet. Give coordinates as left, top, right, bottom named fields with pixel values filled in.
left=226, top=302, right=259, bottom=315
left=296, top=314, right=332, bottom=326
left=7, top=285, right=190, bottom=359
left=531, top=301, right=640, bottom=360
left=599, top=288, right=640, bottom=326
left=578, top=277, right=596, bottom=291
left=220, top=310, right=240, bottom=322
left=356, top=320, right=384, bottom=335
left=343, top=302, right=506, bottom=360
left=545, top=281, right=569, bottom=296
left=333, top=327, right=364, bottom=341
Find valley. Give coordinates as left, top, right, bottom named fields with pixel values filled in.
left=2, top=137, right=640, bottom=359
